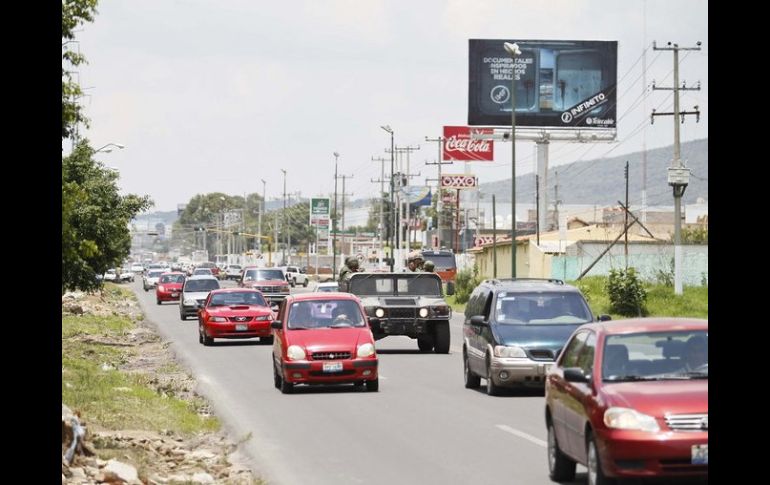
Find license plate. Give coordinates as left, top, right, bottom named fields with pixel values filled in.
left=323, top=362, right=343, bottom=373
left=171, top=293, right=179, bottom=297
left=692, top=444, right=708, bottom=464
left=235, top=324, right=248, bottom=331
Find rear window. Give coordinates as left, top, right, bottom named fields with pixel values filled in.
left=244, top=269, right=285, bottom=281
left=421, top=253, right=456, bottom=270
left=184, top=279, right=220, bottom=292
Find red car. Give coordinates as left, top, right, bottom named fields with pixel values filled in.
left=545, top=318, right=708, bottom=484
left=198, top=288, right=274, bottom=345
left=271, top=293, right=379, bottom=393
left=156, top=272, right=186, bottom=304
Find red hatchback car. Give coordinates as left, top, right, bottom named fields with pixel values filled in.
left=198, top=288, right=274, bottom=345
left=156, top=272, right=186, bottom=305
left=545, top=318, right=707, bottom=485
left=271, top=293, right=378, bottom=393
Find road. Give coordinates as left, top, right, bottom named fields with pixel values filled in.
left=131, top=280, right=588, bottom=485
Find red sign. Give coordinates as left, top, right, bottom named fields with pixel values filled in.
left=443, top=126, right=494, bottom=161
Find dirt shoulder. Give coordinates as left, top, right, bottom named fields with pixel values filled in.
left=62, top=285, right=264, bottom=484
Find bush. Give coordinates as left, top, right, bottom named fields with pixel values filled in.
left=605, top=267, right=647, bottom=317
left=454, top=265, right=482, bottom=304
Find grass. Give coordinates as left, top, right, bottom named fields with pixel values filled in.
left=573, top=276, right=708, bottom=320
left=62, top=312, right=219, bottom=436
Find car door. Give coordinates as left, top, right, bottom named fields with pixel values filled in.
left=563, top=331, right=597, bottom=460
left=463, top=289, right=482, bottom=370
left=549, top=330, right=588, bottom=460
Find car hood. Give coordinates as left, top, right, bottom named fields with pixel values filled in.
left=493, top=324, right=581, bottom=352
left=250, top=281, right=288, bottom=287
left=207, top=305, right=271, bottom=316
left=285, top=328, right=373, bottom=352
left=601, top=380, right=708, bottom=417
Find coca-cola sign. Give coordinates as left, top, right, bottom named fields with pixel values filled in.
left=442, top=126, right=494, bottom=161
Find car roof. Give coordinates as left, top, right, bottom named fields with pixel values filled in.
left=289, top=292, right=359, bottom=302
left=160, top=271, right=185, bottom=275
left=480, top=278, right=579, bottom=293
left=185, top=275, right=218, bottom=281
left=579, top=317, right=708, bottom=336
left=208, top=287, right=261, bottom=294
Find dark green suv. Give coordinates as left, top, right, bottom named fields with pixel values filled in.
left=462, top=278, right=609, bottom=395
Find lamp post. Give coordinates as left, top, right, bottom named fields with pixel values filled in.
left=259, top=179, right=266, bottom=253
left=281, top=169, right=287, bottom=265
left=332, top=152, right=339, bottom=278
left=94, top=143, right=125, bottom=154
left=380, top=125, right=394, bottom=271
left=503, top=42, right=521, bottom=278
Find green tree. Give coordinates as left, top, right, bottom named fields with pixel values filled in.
left=62, top=141, right=153, bottom=293
left=62, top=0, right=98, bottom=140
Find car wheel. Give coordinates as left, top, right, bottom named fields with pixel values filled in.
left=365, top=378, right=379, bottom=392
left=280, top=369, right=294, bottom=394
left=156, top=298, right=161, bottom=305
left=433, top=322, right=450, bottom=354
left=180, top=312, right=186, bottom=321
left=202, top=331, right=213, bottom=346
left=486, top=360, right=501, bottom=396
left=464, top=351, right=481, bottom=388
left=290, top=279, right=296, bottom=288
left=261, top=336, right=274, bottom=345
left=417, top=335, right=434, bottom=352
left=198, top=326, right=204, bottom=344
left=302, top=279, right=308, bottom=287
left=273, top=362, right=282, bottom=389
left=587, top=430, right=614, bottom=485
left=144, top=287, right=149, bottom=292
left=547, top=419, right=576, bottom=481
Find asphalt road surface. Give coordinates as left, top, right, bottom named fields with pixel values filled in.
left=132, top=280, right=588, bottom=485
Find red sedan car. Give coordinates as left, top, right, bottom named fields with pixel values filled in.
left=271, top=293, right=378, bottom=393
left=545, top=318, right=707, bottom=484
left=156, top=272, right=186, bottom=305
left=198, top=288, right=274, bottom=345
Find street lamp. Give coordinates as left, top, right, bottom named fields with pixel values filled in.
left=259, top=179, right=266, bottom=253
left=281, top=169, right=288, bottom=265
left=94, top=143, right=125, bottom=154
left=503, top=41, right=521, bottom=278
left=332, top=152, right=339, bottom=278
left=380, top=125, right=394, bottom=271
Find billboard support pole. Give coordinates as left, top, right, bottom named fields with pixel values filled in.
left=536, top=140, right=549, bottom=233
left=504, top=42, right=521, bottom=278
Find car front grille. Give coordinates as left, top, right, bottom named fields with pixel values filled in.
left=312, top=352, right=352, bottom=360
left=385, top=298, right=417, bottom=305
left=528, top=349, right=555, bottom=361
left=664, top=413, right=708, bottom=431
left=227, top=316, right=253, bottom=322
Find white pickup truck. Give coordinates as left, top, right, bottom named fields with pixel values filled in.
left=284, top=265, right=308, bottom=288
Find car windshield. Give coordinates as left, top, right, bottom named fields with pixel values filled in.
left=148, top=271, right=164, bottom=278
left=160, top=274, right=185, bottom=284
left=494, top=292, right=592, bottom=325
left=209, top=291, right=267, bottom=307
left=228, top=265, right=242, bottom=271
left=349, top=274, right=442, bottom=296
left=317, top=284, right=339, bottom=292
left=602, top=330, right=708, bottom=382
left=243, top=269, right=285, bottom=281
left=287, top=300, right=365, bottom=329
left=420, top=254, right=456, bottom=270
left=184, top=279, right=220, bottom=292
left=193, top=268, right=213, bottom=275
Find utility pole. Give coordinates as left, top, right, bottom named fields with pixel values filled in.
left=380, top=126, right=395, bottom=271
left=281, top=169, right=288, bottom=265
left=535, top=174, right=540, bottom=246
left=393, top=145, right=420, bottom=254
left=372, top=156, right=388, bottom=269
left=651, top=40, right=702, bottom=295
left=625, top=161, right=630, bottom=269
left=332, top=152, right=340, bottom=277
left=425, top=135, right=453, bottom=249
left=552, top=171, right=560, bottom=232
left=338, top=174, right=354, bottom=258
left=259, top=179, right=266, bottom=253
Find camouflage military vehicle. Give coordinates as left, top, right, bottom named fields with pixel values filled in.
left=347, top=272, right=454, bottom=353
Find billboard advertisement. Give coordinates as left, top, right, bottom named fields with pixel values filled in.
left=468, top=39, right=617, bottom=128
left=443, top=126, right=494, bottom=161
left=310, top=197, right=331, bottom=225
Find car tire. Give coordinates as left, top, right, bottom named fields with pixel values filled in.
left=486, top=360, right=501, bottom=396
left=587, top=430, right=614, bottom=485
left=144, top=287, right=149, bottom=292
left=547, top=420, right=576, bottom=481
left=464, top=351, right=481, bottom=388
left=261, top=336, right=274, bottom=345
left=280, top=370, right=294, bottom=394
left=198, top=327, right=204, bottom=344
left=417, top=335, right=434, bottom=352
left=273, top=363, right=282, bottom=389
left=433, top=322, right=450, bottom=354
left=180, top=312, right=186, bottom=321
left=365, top=378, right=379, bottom=392
left=156, top=299, right=161, bottom=305
left=302, top=279, right=308, bottom=288
left=290, top=279, right=296, bottom=288
left=202, top=331, right=213, bottom=346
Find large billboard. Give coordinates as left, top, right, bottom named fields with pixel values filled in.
left=468, top=39, right=617, bottom=128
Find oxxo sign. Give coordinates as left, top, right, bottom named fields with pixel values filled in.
left=440, top=174, right=478, bottom=189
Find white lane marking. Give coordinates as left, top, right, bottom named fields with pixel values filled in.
left=496, top=424, right=547, bottom=448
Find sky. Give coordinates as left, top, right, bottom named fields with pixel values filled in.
left=69, top=0, right=708, bottom=213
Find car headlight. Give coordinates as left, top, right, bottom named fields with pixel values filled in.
left=375, top=308, right=385, bottom=318
left=255, top=315, right=271, bottom=321
left=158, top=285, right=165, bottom=292
left=210, top=316, right=227, bottom=322
left=604, top=407, right=660, bottom=432
left=493, top=345, right=527, bottom=358
left=357, top=343, right=375, bottom=358
left=418, top=308, right=429, bottom=318
left=184, top=298, right=197, bottom=306
left=286, top=345, right=306, bottom=361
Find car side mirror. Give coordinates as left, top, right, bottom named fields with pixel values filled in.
left=368, top=317, right=380, bottom=325
left=445, top=281, right=455, bottom=296
left=597, top=314, right=612, bottom=321
left=270, top=320, right=282, bottom=329
left=563, top=367, right=589, bottom=383
left=470, top=315, right=487, bottom=326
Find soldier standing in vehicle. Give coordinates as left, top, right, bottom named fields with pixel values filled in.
left=404, top=252, right=424, bottom=272
left=338, top=256, right=361, bottom=291
left=422, top=260, right=436, bottom=273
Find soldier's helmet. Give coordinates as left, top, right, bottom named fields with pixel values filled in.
left=407, top=251, right=424, bottom=264
left=347, top=256, right=360, bottom=269
left=423, top=260, right=435, bottom=272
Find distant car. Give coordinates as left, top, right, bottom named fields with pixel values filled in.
left=156, top=272, right=186, bottom=304
left=198, top=288, right=274, bottom=345
left=284, top=265, right=309, bottom=288
left=103, top=269, right=118, bottom=282
left=225, top=264, right=243, bottom=281
left=130, top=263, right=145, bottom=274
left=545, top=318, right=708, bottom=484
left=462, top=278, right=607, bottom=395
left=118, top=267, right=135, bottom=283
left=315, top=282, right=339, bottom=292
left=196, top=261, right=220, bottom=277
left=239, top=267, right=291, bottom=307
left=271, top=293, right=379, bottom=393
left=142, top=270, right=165, bottom=291
left=179, top=275, right=221, bottom=320
left=192, top=267, right=214, bottom=276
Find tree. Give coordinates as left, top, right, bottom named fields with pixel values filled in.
left=62, top=0, right=98, bottom=141
left=62, top=141, right=153, bottom=293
